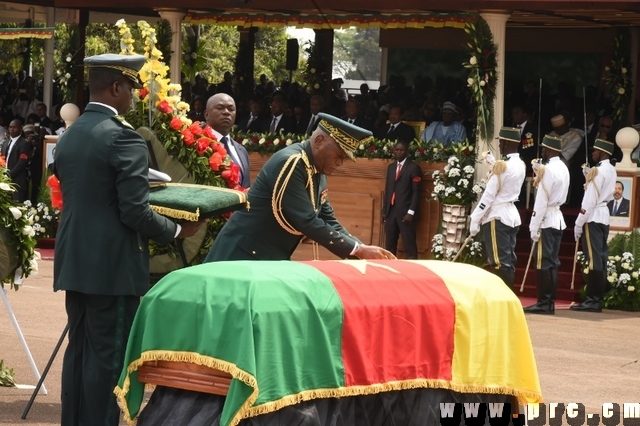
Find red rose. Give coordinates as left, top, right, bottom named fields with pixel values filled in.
left=221, top=162, right=240, bottom=188
left=181, top=129, right=195, bottom=146
left=463, top=149, right=470, bottom=155
left=203, top=125, right=217, bottom=140
left=139, top=88, right=149, bottom=100
left=235, top=137, right=243, bottom=143
left=170, top=116, right=183, bottom=131
left=157, top=100, right=173, bottom=114
left=251, top=136, right=259, bottom=143
left=209, top=152, right=223, bottom=171
left=483, top=49, right=491, bottom=55
left=279, top=139, right=285, bottom=145
left=212, top=142, right=227, bottom=157
left=369, top=146, right=376, bottom=152
left=266, top=140, right=273, bottom=146
left=418, top=148, right=425, bottom=154
left=196, top=138, right=210, bottom=155
left=190, top=122, right=203, bottom=136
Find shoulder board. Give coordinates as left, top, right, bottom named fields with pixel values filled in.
left=492, top=160, right=507, bottom=175
left=112, top=115, right=134, bottom=129
left=533, top=164, right=545, bottom=188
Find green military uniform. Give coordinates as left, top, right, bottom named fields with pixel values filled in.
left=205, top=114, right=371, bottom=261
left=54, top=54, right=177, bottom=426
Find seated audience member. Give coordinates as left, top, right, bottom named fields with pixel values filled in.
left=421, top=101, right=467, bottom=146
left=374, top=105, right=416, bottom=142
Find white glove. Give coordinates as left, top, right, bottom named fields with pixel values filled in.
left=530, top=230, right=540, bottom=242
left=574, top=225, right=583, bottom=242
left=469, top=221, right=480, bottom=237
left=582, top=164, right=591, bottom=178
left=531, top=159, right=542, bottom=173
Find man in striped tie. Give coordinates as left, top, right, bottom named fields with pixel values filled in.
left=204, top=93, right=251, bottom=188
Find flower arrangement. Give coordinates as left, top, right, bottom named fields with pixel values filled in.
left=463, top=17, right=497, bottom=145
left=603, top=33, right=633, bottom=125
left=0, top=171, right=39, bottom=290
left=431, top=156, right=485, bottom=206
left=22, top=200, right=60, bottom=239
left=233, top=131, right=300, bottom=156
left=302, top=41, right=329, bottom=95
left=115, top=19, right=242, bottom=268
left=431, top=233, right=486, bottom=266
left=181, top=27, right=206, bottom=83
left=576, top=229, right=640, bottom=311
left=55, top=24, right=79, bottom=102
left=415, top=140, right=475, bottom=165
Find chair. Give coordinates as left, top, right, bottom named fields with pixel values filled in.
left=402, top=121, right=426, bottom=140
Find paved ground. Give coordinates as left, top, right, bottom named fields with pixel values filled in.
left=1, top=259, right=639, bottom=425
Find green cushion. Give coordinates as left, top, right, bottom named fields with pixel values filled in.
left=149, top=183, right=247, bottom=221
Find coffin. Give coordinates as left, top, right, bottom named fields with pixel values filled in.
left=115, top=259, right=542, bottom=426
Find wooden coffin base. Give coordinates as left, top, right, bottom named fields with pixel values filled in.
left=137, top=361, right=232, bottom=396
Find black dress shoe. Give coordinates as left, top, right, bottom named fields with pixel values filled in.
left=523, top=303, right=554, bottom=315
left=569, top=303, right=602, bottom=312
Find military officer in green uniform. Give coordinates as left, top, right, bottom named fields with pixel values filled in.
left=53, top=53, right=204, bottom=426
left=205, top=113, right=395, bottom=261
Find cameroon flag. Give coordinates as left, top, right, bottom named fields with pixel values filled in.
left=115, top=260, right=542, bottom=426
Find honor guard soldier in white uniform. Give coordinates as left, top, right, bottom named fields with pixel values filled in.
left=470, top=127, right=526, bottom=289
left=524, top=135, right=570, bottom=314
left=571, top=138, right=617, bottom=312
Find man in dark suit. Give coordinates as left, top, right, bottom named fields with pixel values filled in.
left=607, top=181, right=630, bottom=216
left=205, top=113, right=395, bottom=262
left=263, top=93, right=296, bottom=134
left=343, top=98, right=372, bottom=130
left=383, top=139, right=422, bottom=259
left=374, top=105, right=416, bottom=142
left=298, top=94, right=324, bottom=136
left=53, top=53, right=205, bottom=426
left=236, top=97, right=266, bottom=133
left=2, top=119, right=31, bottom=201
left=205, top=93, right=250, bottom=189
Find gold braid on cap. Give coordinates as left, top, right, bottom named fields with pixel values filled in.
left=272, top=151, right=315, bottom=235
left=89, top=64, right=139, bottom=82
left=320, top=119, right=372, bottom=151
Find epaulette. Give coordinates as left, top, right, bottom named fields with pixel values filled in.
left=112, top=115, right=134, bottom=129
left=533, top=164, right=545, bottom=189
left=585, top=166, right=598, bottom=184
left=492, top=160, right=507, bottom=175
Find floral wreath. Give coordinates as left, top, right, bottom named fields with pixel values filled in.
left=463, top=17, right=498, bottom=146
left=0, top=162, right=39, bottom=290
left=603, top=33, right=633, bottom=125
left=115, top=20, right=243, bottom=267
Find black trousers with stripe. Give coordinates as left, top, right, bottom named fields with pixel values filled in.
left=581, top=222, right=609, bottom=271
left=481, top=220, right=519, bottom=272
left=534, top=228, right=563, bottom=270
left=61, top=291, right=139, bottom=426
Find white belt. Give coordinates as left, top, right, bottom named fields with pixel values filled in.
left=490, top=201, right=515, bottom=211
left=596, top=202, right=607, bottom=207
left=545, top=205, right=560, bottom=213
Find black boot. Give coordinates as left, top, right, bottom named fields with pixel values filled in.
left=523, top=269, right=555, bottom=314
left=570, top=270, right=604, bottom=312
left=495, top=268, right=516, bottom=292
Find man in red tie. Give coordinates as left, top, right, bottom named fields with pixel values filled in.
left=382, top=139, right=422, bottom=258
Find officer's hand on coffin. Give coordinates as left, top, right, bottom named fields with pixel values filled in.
left=355, top=244, right=397, bottom=260
left=177, top=219, right=209, bottom=239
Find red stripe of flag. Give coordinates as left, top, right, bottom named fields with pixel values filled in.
left=305, top=260, right=455, bottom=386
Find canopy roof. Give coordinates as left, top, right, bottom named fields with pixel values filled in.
left=6, top=0, right=640, bottom=28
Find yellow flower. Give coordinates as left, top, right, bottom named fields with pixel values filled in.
left=180, top=116, right=192, bottom=126
left=177, top=101, right=190, bottom=111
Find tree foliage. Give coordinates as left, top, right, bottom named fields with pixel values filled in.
left=333, top=27, right=381, bottom=81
